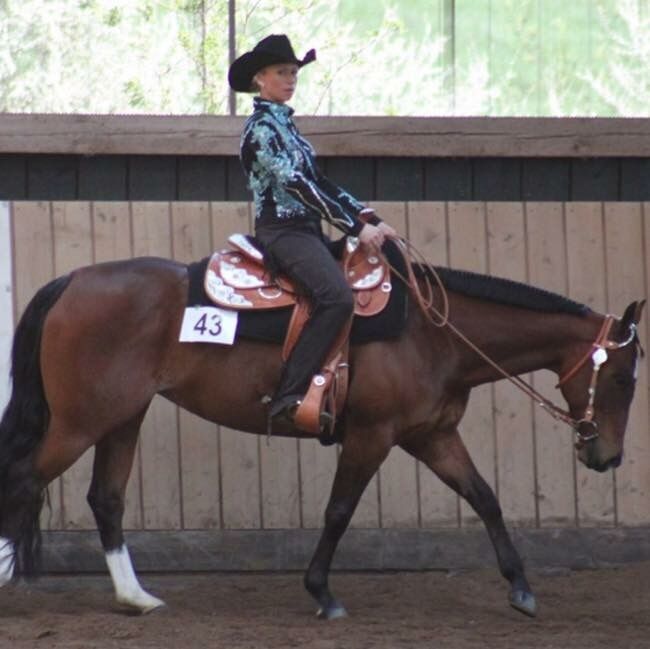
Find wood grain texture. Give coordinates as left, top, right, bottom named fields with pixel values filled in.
left=447, top=202, right=497, bottom=527
left=11, top=202, right=61, bottom=531
left=1, top=114, right=649, bottom=157
left=0, top=202, right=14, bottom=413
left=7, top=200, right=650, bottom=537
left=487, top=202, right=536, bottom=526
left=131, top=202, right=182, bottom=530
left=565, top=203, right=615, bottom=527
left=51, top=202, right=95, bottom=530
left=525, top=202, right=576, bottom=527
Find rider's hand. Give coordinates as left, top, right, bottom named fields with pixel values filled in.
left=359, top=223, right=385, bottom=251
left=377, top=222, right=398, bottom=239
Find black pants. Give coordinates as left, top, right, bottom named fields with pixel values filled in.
left=256, top=221, right=354, bottom=415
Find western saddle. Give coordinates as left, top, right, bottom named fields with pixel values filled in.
left=204, top=233, right=392, bottom=439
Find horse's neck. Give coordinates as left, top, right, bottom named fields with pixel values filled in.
left=441, top=295, right=602, bottom=388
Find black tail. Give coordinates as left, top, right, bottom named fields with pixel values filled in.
left=0, top=274, right=72, bottom=576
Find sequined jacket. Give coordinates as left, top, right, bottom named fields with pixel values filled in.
left=240, top=98, right=373, bottom=237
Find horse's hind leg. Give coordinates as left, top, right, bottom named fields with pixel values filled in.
left=0, top=417, right=99, bottom=585
left=87, top=412, right=164, bottom=615
left=304, top=426, right=391, bottom=619
left=402, top=429, right=537, bottom=617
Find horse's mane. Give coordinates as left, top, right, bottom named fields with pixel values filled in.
left=415, top=264, right=590, bottom=316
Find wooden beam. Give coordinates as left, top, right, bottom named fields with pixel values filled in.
left=0, top=113, right=649, bottom=157
left=41, top=527, right=650, bottom=572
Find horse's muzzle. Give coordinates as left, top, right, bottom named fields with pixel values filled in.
left=582, top=449, right=623, bottom=473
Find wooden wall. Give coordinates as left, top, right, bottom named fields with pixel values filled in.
left=4, top=201, right=650, bottom=535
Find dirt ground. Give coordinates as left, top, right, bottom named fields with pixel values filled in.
left=1, top=563, right=649, bottom=649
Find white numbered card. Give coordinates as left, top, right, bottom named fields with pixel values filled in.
left=179, top=307, right=238, bottom=345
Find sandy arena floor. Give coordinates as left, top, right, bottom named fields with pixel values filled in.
left=1, top=563, right=649, bottom=649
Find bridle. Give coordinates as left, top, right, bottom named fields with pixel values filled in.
left=555, top=315, right=638, bottom=447
left=389, top=238, right=640, bottom=449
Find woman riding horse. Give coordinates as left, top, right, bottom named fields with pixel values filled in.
left=229, top=34, right=397, bottom=427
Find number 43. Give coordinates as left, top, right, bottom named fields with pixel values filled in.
left=193, top=312, right=222, bottom=336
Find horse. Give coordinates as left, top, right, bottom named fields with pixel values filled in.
left=0, top=249, right=644, bottom=620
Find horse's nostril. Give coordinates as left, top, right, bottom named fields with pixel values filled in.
left=609, top=454, right=623, bottom=469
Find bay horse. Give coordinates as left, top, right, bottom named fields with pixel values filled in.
left=0, top=250, right=644, bottom=620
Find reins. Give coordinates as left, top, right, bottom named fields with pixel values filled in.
left=383, top=236, right=634, bottom=441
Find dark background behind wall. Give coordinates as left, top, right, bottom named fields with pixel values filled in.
left=1, top=153, right=649, bottom=202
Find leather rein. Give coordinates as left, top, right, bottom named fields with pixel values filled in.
left=387, top=237, right=639, bottom=448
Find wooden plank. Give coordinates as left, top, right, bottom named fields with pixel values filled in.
left=131, top=202, right=181, bottom=530
left=525, top=202, right=576, bottom=527
left=571, top=160, right=620, bottom=201
left=78, top=156, right=127, bottom=200
left=369, top=202, right=419, bottom=528
left=447, top=202, right=496, bottom=526
left=129, top=156, right=176, bottom=201
left=522, top=160, right=570, bottom=202
left=407, top=201, right=459, bottom=527
left=322, top=157, right=373, bottom=202
left=92, top=202, right=132, bottom=261
left=0, top=155, right=26, bottom=199
left=210, top=202, right=261, bottom=529
left=226, top=157, right=251, bottom=201
left=565, top=202, right=614, bottom=526
left=178, top=157, right=227, bottom=201
left=604, top=203, right=650, bottom=525
left=299, top=441, right=338, bottom=530
left=51, top=203, right=95, bottom=530
left=424, top=159, right=472, bottom=201
left=0, top=202, right=13, bottom=413
left=171, top=202, right=221, bottom=529
left=260, top=438, right=301, bottom=529
left=37, top=525, right=650, bottom=573
left=375, top=158, right=424, bottom=201
left=27, top=156, right=77, bottom=200
left=473, top=160, right=522, bottom=201
left=486, top=202, right=535, bottom=526
left=621, top=160, right=650, bottom=201
left=91, top=202, right=142, bottom=530
left=11, top=202, right=61, bottom=530
left=2, top=114, right=650, bottom=158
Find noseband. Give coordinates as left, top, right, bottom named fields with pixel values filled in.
left=556, top=315, right=638, bottom=447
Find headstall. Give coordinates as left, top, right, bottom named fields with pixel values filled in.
left=555, top=315, right=638, bottom=447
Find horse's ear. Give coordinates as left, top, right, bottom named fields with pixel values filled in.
left=620, top=300, right=645, bottom=331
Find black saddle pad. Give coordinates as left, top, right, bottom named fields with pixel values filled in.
left=186, top=239, right=409, bottom=345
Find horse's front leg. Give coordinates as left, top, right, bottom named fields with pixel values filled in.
left=402, top=428, right=537, bottom=617
left=304, top=426, right=391, bottom=620
left=87, top=413, right=165, bottom=615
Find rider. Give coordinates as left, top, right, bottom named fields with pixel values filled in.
left=228, top=34, right=397, bottom=427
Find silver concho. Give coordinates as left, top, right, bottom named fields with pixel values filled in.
left=313, top=375, right=326, bottom=387
left=352, top=267, right=383, bottom=289
left=258, top=287, right=283, bottom=300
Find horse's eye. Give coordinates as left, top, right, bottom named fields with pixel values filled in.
left=613, top=374, right=634, bottom=389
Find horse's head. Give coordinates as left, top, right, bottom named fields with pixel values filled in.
left=559, top=301, right=645, bottom=473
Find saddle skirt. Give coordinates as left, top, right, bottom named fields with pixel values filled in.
left=205, top=233, right=392, bottom=317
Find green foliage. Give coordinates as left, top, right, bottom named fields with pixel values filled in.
left=0, top=0, right=647, bottom=116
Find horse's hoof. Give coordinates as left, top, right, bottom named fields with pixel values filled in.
left=509, top=589, right=537, bottom=617
left=117, top=593, right=166, bottom=616
left=141, top=599, right=166, bottom=615
left=316, top=602, right=348, bottom=620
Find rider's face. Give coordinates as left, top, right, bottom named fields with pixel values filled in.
left=255, top=64, right=299, bottom=104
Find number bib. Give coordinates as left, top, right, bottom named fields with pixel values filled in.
left=179, top=306, right=238, bottom=345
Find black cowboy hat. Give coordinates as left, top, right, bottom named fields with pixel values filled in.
left=228, top=34, right=316, bottom=92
